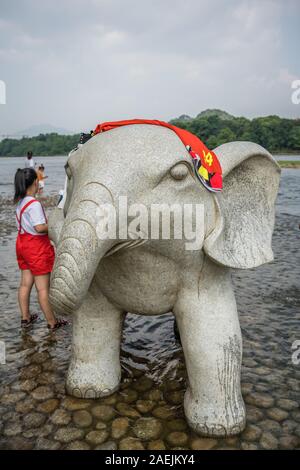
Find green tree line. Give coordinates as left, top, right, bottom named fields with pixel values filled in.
left=0, top=113, right=300, bottom=156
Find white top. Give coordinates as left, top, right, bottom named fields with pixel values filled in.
left=25, top=157, right=35, bottom=168
left=16, top=196, right=46, bottom=235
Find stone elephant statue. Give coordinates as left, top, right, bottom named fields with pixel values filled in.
left=48, top=124, right=280, bottom=437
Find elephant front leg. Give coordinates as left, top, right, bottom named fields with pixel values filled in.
left=174, top=259, right=246, bottom=437
left=66, top=288, right=123, bottom=399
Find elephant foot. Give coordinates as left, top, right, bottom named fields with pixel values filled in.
left=184, top=388, right=246, bottom=437
left=66, top=361, right=121, bottom=399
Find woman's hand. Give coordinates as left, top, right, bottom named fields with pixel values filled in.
left=34, top=223, right=48, bottom=234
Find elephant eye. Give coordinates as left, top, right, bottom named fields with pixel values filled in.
left=170, top=163, right=189, bottom=181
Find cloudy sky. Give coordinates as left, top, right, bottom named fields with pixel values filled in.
left=0, top=0, right=299, bottom=135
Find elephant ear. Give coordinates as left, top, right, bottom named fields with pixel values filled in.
left=203, top=141, right=281, bottom=269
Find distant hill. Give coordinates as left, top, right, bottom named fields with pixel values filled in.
left=10, top=124, right=73, bottom=139
left=0, top=112, right=300, bottom=156
left=196, top=109, right=235, bottom=120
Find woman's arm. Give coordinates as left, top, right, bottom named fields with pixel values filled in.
left=34, top=223, right=48, bottom=234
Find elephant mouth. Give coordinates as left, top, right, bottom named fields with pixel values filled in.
left=104, top=237, right=148, bottom=257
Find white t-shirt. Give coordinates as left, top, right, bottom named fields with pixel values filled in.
left=16, top=196, right=46, bottom=235
left=25, top=157, right=35, bottom=168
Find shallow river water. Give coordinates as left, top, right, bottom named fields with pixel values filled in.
left=0, top=156, right=299, bottom=450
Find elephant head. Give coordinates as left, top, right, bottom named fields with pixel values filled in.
left=49, top=125, right=280, bottom=315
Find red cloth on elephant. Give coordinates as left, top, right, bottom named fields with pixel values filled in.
left=93, top=119, right=222, bottom=192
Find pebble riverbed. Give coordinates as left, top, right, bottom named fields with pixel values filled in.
left=0, top=168, right=299, bottom=450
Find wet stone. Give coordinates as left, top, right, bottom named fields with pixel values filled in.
left=166, top=431, right=188, bottom=447
left=37, top=399, right=59, bottom=414
left=66, top=440, right=91, bottom=450
left=242, top=424, right=262, bottom=441
left=8, top=436, right=34, bottom=450
left=136, top=400, right=155, bottom=414
left=95, top=441, right=117, bottom=450
left=276, top=399, right=299, bottom=411
left=279, top=435, right=299, bottom=449
left=190, top=438, right=217, bottom=450
left=245, top=392, right=275, bottom=408
left=147, top=389, right=162, bottom=401
left=51, top=409, right=71, bottom=426
left=16, top=398, right=36, bottom=414
left=291, top=410, right=300, bottom=422
left=73, top=410, right=93, bottom=428
left=133, top=377, right=153, bottom=392
left=19, top=379, right=37, bottom=392
left=31, top=351, right=50, bottom=364
left=259, top=419, right=282, bottom=434
left=152, top=405, right=176, bottom=420
left=101, top=394, right=118, bottom=405
left=116, top=402, right=140, bottom=418
left=111, top=417, right=129, bottom=439
left=260, top=432, right=278, bottom=450
left=241, top=383, right=254, bottom=395
left=241, top=442, right=258, bottom=450
left=246, top=406, right=264, bottom=423
left=148, top=439, right=166, bottom=450
left=37, top=372, right=57, bottom=385
left=85, top=430, right=109, bottom=446
left=165, top=390, right=184, bottom=405
left=119, top=437, right=145, bottom=450
left=3, top=411, right=21, bottom=422
left=91, top=404, right=115, bottom=421
left=54, top=427, right=84, bottom=443
left=32, top=386, right=54, bottom=401
left=62, top=397, right=91, bottom=411
left=23, top=412, right=46, bottom=428
left=1, top=392, right=26, bottom=405
left=282, top=419, right=298, bottom=433
left=167, top=419, right=188, bottom=431
left=266, top=407, right=289, bottom=422
left=3, top=422, right=22, bottom=437
left=119, top=388, right=138, bottom=404
left=20, top=364, right=42, bottom=379
left=133, top=417, right=163, bottom=440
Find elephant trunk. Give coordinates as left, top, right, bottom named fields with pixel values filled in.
left=49, top=184, right=115, bottom=315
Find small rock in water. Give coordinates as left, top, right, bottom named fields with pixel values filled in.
left=133, top=377, right=153, bottom=392
left=51, top=409, right=71, bottom=426
left=85, top=430, right=109, bottom=446
left=147, top=439, right=166, bottom=450
left=31, top=386, right=54, bottom=401
left=260, top=431, right=278, bottom=449
left=119, top=388, right=138, bottom=404
left=20, top=365, right=42, bottom=379
left=62, top=397, right=91, bottom=411
left=167, top=418, right=188, bottom=432
left=111, top=417, right=129, bottom=439
left=119, top=437, right=145, bottom=450
left=242, top=424, right=262, bottom=441
left=1, top=392, right=26, bottom=405
left=3, top=422, right=22, bottom=437
left=23, top=412, right=46, bottom=428
left=116, top=402, right=140, bottom=418
left=36, top=437, right=61, bottom=450
left=190, top=438, right=217, bottom=450
left=133, top=417, right=163, bottom=440
left=19, top=379, right=37, bottom=392
left=65, top=440, right=91, bottom=450
left=245, top=392, right=275, bottom=408
left=279, top=435, right=299, bottom=449
left=91, top=404, right=115, bottom=421
left=266, top=407, right=289, bottom=422
left=152, top=405, right=176, bottom=420
left=16, top=398, right=36, bottom=414
left=95, top=441, right=117, bottom=450
left=136, top=400, right=155, bottom=414
left=246, top=406, right=264, bottom=423
left=73, top=410, right=93, bottom=428
left=166, top=431, right=188, bottom=447
left=276, top=399, right=299, bottom=411
left=37, top=399, right=59, bottom=414
left=54, top=427, right=84, bottom=443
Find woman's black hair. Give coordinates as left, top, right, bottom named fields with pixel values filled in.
left=27, top=151, right=33, bottom=159
left=14, top=168, right=37, bottom=203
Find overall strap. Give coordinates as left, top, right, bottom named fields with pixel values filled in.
left=16, top=198, right=38, bottom=234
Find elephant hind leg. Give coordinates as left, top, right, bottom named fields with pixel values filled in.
left=66, top=288, right=123, bottom=399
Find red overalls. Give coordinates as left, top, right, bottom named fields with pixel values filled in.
left=16, top=199, right=55, bottom=276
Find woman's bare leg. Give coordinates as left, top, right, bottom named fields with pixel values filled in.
left=18, top=270, right=34, bottom=321
left=34, top=274, right=56, bottom=327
